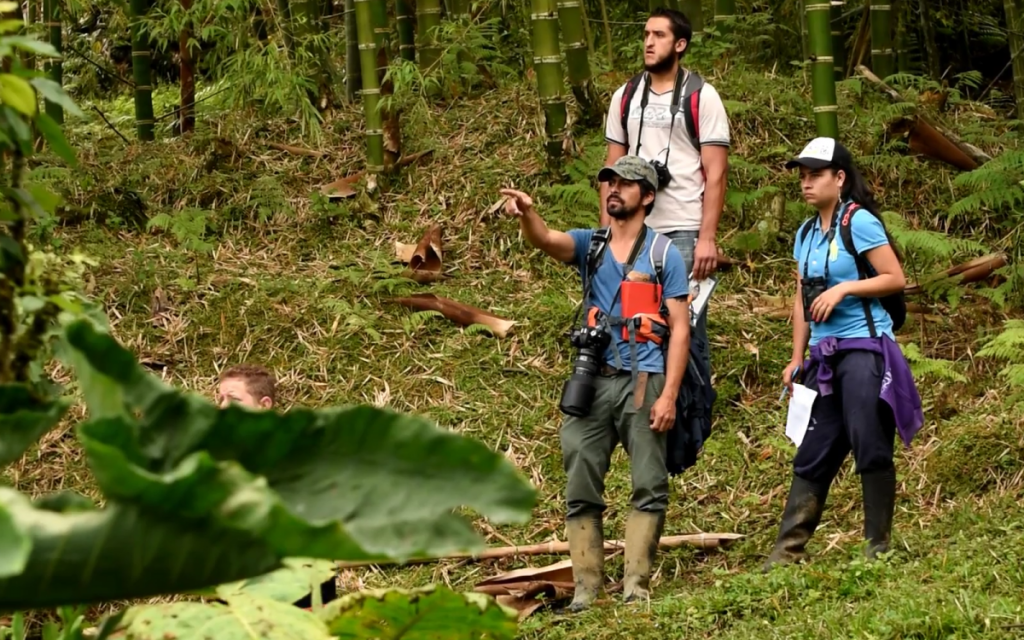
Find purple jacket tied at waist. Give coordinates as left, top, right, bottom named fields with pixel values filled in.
left=806, top=336, right=924, bottom=447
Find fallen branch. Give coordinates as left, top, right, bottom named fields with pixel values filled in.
left=904, top=252, right=1008, bottom=295
left=338, top=533, right=744, bottom=569
left=856, top=65, right=992, bottom=168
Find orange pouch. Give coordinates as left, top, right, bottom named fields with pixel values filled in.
left=620, top=281, right=663, bottom=342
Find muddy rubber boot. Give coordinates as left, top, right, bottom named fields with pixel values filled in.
left=622, top=509, right=666, bottom=604
left=565, top=512, right=604, bottom=613
left=763, top=476, right=830, bottom=572
left=862, top=467, right=896, bottom=560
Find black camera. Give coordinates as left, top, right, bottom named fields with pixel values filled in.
left=800, top=276, right=828, bottom=322
left=651, top=160, right=672, bottom=190
left=559, top=326, right=612, bottom=418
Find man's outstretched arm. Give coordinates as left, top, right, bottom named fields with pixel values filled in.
left=500, top=188, right=576, bottom=263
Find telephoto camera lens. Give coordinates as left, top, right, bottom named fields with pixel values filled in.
left=559, top=327, right=611, bottom=418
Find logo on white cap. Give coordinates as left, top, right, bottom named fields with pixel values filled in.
left=799, top=137, right=836, bottom=162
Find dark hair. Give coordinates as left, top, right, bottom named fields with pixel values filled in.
left=640, top=182, right=656, bottom=216
left=832, top=164, right=903, bottom=262
left=649, top=8, right=693, bottom=60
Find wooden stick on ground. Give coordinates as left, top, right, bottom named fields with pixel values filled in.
left=337, top=533, right=744, bottom=569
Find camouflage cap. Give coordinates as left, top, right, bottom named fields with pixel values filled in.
left=597, top=155, right=658, bottom=191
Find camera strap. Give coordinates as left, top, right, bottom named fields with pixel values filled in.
left=633, top=67, right=686, bottom=163
left=801, top=200, right=846, bottom=282
left=574, top=226, right=650, bottom=378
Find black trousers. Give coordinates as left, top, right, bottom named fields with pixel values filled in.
left=793, top=350, right=897, bottom=484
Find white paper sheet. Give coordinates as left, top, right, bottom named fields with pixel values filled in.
left=785, top=384, right=818, bottom=448
left=688, top=276, right=717, bottom=328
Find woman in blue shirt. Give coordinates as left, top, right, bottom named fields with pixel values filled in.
left=763, top=137, right=923, bottom=570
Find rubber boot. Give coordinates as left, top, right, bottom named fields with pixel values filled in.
left=565, top=512, right=604, bottom=613
left=622, top=509, right=666, bottom=603
left=861, top=467, right=896, bottom=560
left=762, top=475, right=830, bottom=571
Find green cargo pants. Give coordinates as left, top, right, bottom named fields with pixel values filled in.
left=560, top=371, right=669, bottom=518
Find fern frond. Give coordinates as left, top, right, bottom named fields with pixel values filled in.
left=901, top=343, right=967, bottom=382
left=977, top=320, right=1024, bottom=362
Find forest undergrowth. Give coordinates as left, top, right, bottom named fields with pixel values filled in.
left=9, top=46, right=1024, bottom=639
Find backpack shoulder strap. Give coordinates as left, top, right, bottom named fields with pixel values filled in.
left=649, top=232, right=672, bottom=285
left=836, top=203, right=879, bottom=337
left=586, top=227, right=611, bottom=279
left=798, top=217, right=815, bottom=245
left=837, top=203, right=867, bottom=276
left=680, top=71, right=705, bottom=151
left=619, top=73, right=646, bottom=147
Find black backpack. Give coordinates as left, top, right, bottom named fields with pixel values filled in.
left=798, top=204, right=907, bottom=334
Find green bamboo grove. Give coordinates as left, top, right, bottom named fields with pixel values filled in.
left=354, top=0, right=384, bottom=173
left=43, top=0, right=62, bottom=124
left=870, top=0, right=894, bottom=79
left=806, top=0, right=839, bottom=137
left=530, top=0, right=568, bottom=164
left=416, top=0, right=442, bottom=71
left=129, top=0, right=154, bottom=141
left=557, top=0, right=602, bottom=127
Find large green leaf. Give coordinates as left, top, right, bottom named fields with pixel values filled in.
left=0, top=319, right=535, bottom=609
left=0, top=488, right=283, bottom=608
left=0, top=384, right=71, bottom=465
left=118, top=594, right=332, bottom=640
left=319, top=585, right=517, bottom=639
left=63, top=319, right=537, bottom=561
left=215, top=558, right=336, bottom=603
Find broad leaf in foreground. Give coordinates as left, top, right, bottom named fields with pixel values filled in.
left=63, top=319, right=537, bottom=561
left=215, top=558, right=337, bottom=604
left=319, top=585, right=517, bottom=640
left=0, top=383, right=71, bottom=465
left=0, top=488, right=282, bottom=608
left=0, top=319, right=536, bottom=609
left=118, top=594, right=331, bottom=640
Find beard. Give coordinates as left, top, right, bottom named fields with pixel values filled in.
left=644, top=51, right=677, bottom=75
left=607, top=197, right=642, bottom=220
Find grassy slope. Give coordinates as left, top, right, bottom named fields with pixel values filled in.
left=11, top=54, right=1024, bottom=638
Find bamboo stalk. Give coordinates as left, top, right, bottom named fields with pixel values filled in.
left=917, top=0, right=940, bottom=80
left=179, top=0, right=195, bottom=134
left=557, top=0, right=601, bottom=128
left=830, top=0, right=846, bottom=80
left=344, top=0, right=360, bottom=102
left=597, top=0, right=613, bottom=63
left=1006, top=0, right=1024, bottom=120
left=338, top=533, right=746, bottom=568
left=714, top=0, right=736, bottom=34
left=530, top=0, right=568, bottom=165
left=396, top=0, right=415, bottom=62
left=354, top=0, right=384, bottom=173
left=807, top=0, right=839, bottom=137
left=129, top=0, right=154, bottom=141
left=680, top=0, right=703, bottom=33
left=417, top=0, right=442, bottom=71
left=869, top=0, right=893, bottom=79
left=42, top=0, right=62, bottom=124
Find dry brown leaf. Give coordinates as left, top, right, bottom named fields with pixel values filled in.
left=392, top=293, right=515, bottom=338
left=321, top=173, right=365, bottom=200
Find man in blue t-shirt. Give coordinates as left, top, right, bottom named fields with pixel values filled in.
left=500, top=155, right=690, bottom=612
